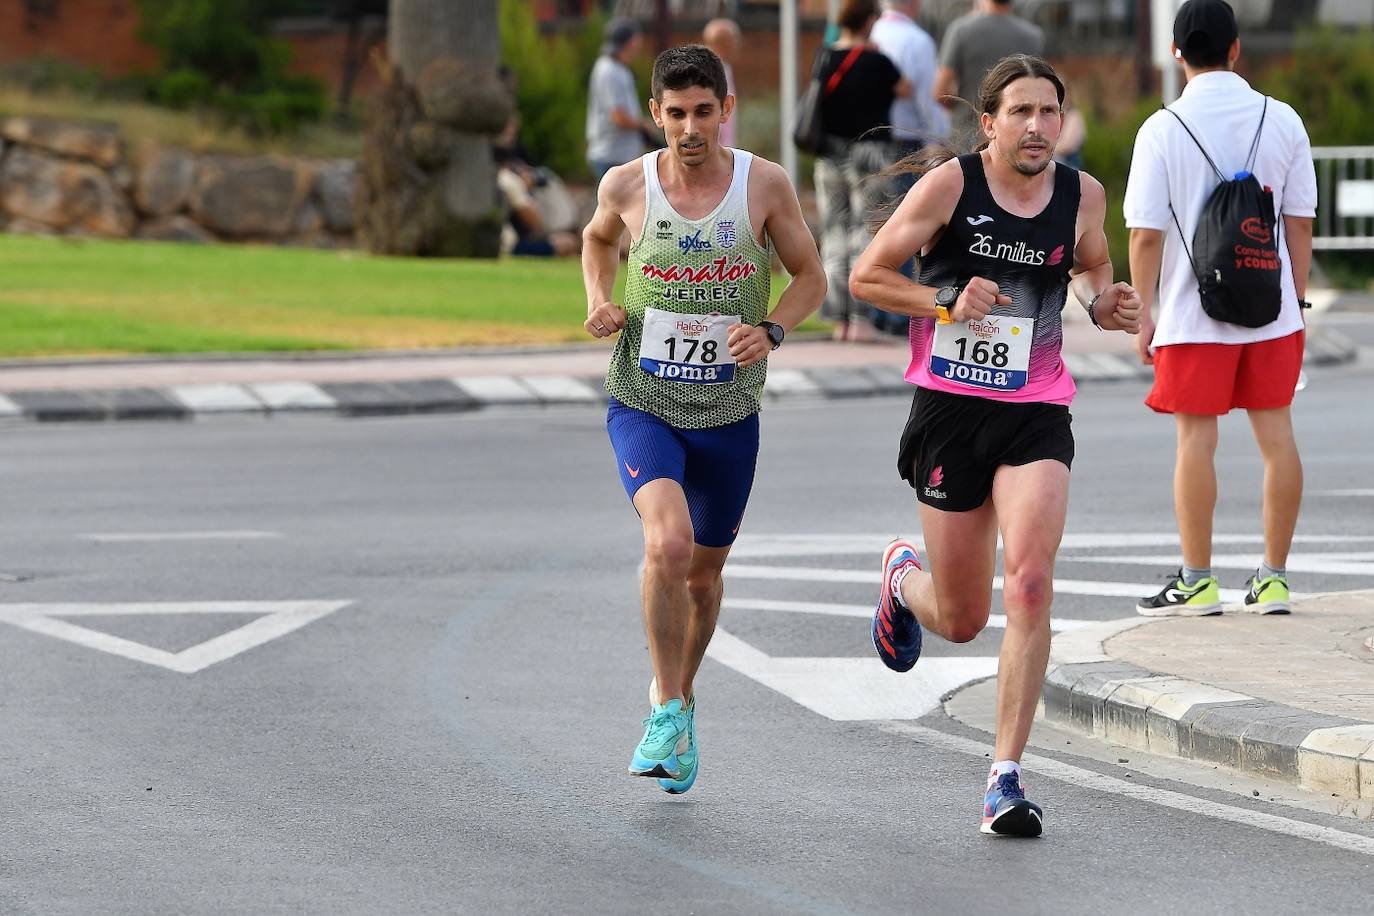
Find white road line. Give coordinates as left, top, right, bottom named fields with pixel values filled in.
left=0, top=600, right=350, bottom=673
left=1066, top=552, right=1374, bottom=577
left=721, top=598, right=1093, bottom=631
left=882, top=722, right=1374, bottom=858
left=723, top=566, right=1247, bottom=603
left=79, top=531, right=284, bottom=543
left=708, top=628, right=997, bottom=721
left=728, top=532, right=1374, bottom=559
left=1314, top=489, right=1374, bottom=497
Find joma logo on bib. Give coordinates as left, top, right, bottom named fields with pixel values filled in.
left=969, top=232, right=1061, bottom=267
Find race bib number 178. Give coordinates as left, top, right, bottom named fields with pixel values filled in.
left=639, top=308, right=739, bottom=385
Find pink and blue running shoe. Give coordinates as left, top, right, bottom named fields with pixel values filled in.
left=872, top=539, right=924, bottom=672
left=981, top=770, right=1044, bottom=837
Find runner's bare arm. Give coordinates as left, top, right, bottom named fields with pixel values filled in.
left=581, top=164, right=636, bottom=338
left=1071, top=173, right=1139, bottom=334
left=728, top=159, right=826, bottom=369
left=849, top=158, right=963, bottom=318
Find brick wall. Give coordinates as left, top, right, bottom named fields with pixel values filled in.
left=0, top=0, right=157, bottom=75
left=0, top=1, right=383, bottom=103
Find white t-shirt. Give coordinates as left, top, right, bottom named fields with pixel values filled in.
left=870, top=10, right=948, bottom=143
left=1124, top=71, right=1317, bottom=347
left=586, top=56, right=644, bottom=165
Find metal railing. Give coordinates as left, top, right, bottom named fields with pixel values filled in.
left=1312, top=147, right=1374, bottom=251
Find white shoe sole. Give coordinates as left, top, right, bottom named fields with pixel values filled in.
left=1135, top=602, right=1222, bottom=617
left=1240, top=602, right=1290, bottom=615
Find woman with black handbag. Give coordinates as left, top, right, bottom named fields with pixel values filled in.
left=813, top=0, right=911, bottom=341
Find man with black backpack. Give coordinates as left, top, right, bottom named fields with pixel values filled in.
left=1125, top=0, right=1317, bottom=617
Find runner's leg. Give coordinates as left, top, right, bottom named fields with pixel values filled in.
left=900, top=498, right=999, bottom=644
left=1247, top=406, right=1302, bottom=569
left=989, top=459, right=1069, bottom=762
left=1174, top=413, right=1219, bottom=569
left=634, top=479, right=696, bottom=705
left=679, top=544, right=730, bottom=702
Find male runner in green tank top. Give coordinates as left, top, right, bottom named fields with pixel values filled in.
left=582, top=45, right=825, bottom=793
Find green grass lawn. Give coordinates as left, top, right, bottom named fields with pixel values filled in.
left=0, top=235, right=814, bottom=358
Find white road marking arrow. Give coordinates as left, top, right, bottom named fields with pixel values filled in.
left=0, top=600, right=351, bottom=674
left=707, top=627, right=998, bottom=721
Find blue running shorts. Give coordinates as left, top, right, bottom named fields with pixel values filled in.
left=606, top=398, right=759, bottom=548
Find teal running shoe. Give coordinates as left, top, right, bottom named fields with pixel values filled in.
left=628, top=697, right=689, bottom=779
left=658, top=695, right=697, bottom=794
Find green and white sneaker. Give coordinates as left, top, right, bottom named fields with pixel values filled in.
left=1242, top=571, right=1291, bottom=615
left=1136, top=571, right=1222, bottom=617
left=657, top=695, right=697, bottom=794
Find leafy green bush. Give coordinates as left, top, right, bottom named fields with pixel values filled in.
left=135, top=0, right=327, bottom=134
left=499, top=0, right=607, bottom=179
left=1258, top=27, right=1374, bottom=146
left=1260, top=28, right=1374, bottom=288
left=153, top=68, right=213, bottom=108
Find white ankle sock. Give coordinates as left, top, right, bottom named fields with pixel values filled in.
left=890, top=565, right=914, bottom=610
left=988, top=760, right=1021, bottom=788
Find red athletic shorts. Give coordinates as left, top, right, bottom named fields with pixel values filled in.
left=1146, top=330, right=1304, bottom=415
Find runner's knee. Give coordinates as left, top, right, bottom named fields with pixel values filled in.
left=644, top=531, right=694, bottom=578
left=1002, top=568, right=1053, bottom=619
left=937, top=600, right=990, bottom=643
left=685, top=572, right=722, bottom=607
left=945, top=619, right=985, bottom=644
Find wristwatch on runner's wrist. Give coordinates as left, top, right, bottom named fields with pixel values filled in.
left=934, top=284, right=961, bottom=323
left=757, top=320, right=785, bottom=350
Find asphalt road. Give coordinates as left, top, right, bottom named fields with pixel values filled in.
left=3, top=354, right=1373, bottom=914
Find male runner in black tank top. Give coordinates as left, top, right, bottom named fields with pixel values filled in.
left=851, top=55, right=1142, bottom=837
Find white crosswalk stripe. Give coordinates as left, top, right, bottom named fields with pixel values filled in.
left=712, top=530, right=1373, bottom=721
left=723, top=565, right=1248, bottom=603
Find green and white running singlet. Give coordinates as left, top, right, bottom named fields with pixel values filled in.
left=605, top=149, right=773, bottom=430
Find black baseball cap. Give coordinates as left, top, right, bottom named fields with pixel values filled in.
left=1173, top=0, right=1238, bottom=57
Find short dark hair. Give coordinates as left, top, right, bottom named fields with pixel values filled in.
left=837, top=0, right=879, bottom=33
left=651, top=45, right=728, bottom=103
left=1179, top=42, right=1228, bottom=69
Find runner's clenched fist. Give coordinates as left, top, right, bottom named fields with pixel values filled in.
left=953, top=277, right=1013, bottom=323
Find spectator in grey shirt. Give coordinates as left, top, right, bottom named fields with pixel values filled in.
left=586, top=19, right=655, bottom=183
left=935, top=0, right=1044, bottom=143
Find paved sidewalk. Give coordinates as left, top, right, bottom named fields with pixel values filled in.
left=1043, top=590, right=1374, bottom=801
left=0, top=311, right=1357, bottom=423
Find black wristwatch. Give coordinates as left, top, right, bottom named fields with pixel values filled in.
left=934, top=284, right=961, bottom=323
left=758, top=320, right=785, bottom=350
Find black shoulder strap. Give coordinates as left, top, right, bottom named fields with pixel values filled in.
left=1164, top=107, right=1225, bottom=182
left=1244, top=96, right=1269, bottom=172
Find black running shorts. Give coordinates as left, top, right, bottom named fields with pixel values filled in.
left=897, top=387, right=1074, bottom=512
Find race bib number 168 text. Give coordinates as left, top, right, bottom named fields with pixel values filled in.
left=929, top=315, right=1034, bottom=391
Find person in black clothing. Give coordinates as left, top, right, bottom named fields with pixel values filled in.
left=814, top=0, right=912, bottom=342
left=850, top=55, right=1140, bottom=837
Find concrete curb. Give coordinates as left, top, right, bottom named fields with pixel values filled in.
left=1042, top=616, right=1374, bottom=800
left=0, top=328, right=1356, bottom=424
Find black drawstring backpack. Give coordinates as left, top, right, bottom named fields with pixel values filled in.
left=1166, top=98, right=1283, bottom=328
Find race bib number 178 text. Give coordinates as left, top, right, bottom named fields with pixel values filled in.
left=639, top=308, right=739, bottom=385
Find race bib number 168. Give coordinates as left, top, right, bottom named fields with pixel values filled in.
left=639, top=307, right=738, bottom=385
left=929, top=315, right=1034, bottom=391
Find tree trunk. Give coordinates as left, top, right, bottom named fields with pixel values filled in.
left=359, top=0, right=508, bottom=258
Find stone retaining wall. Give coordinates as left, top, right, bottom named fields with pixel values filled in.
left=0, top=116, right=358, bottom=247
